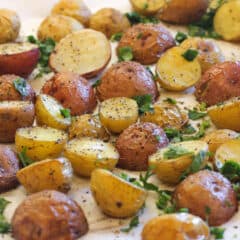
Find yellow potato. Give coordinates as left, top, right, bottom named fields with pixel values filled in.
left=51, top=0, right=91, bottom=26
left=208, top=97, right=240, bottom=131
left=156, top=46, right=201, bottom=91
left=90, top=168, right=147, bottom=218
left=215, top=139, right=240, bottom=170
left=15, top=126, right=68, bottom=161
left=140, top=101, right=188, bottom=129
left=35, top=94, right=71, bottom=130
left=142, top=213, right=210, bottom=240
left=64, top=138, right=119, bottom=177
left=17, top=158, right=72, bottom=193
left=99, top=97, right=138, bottom=133
left=69, top=114, right=109, bottom=141
left=214, top=1, right=240, bottom=41
left=149, top=140, right=209, bottom=184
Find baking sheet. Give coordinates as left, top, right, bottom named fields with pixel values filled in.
left=0, top=0, right=240, bottom=239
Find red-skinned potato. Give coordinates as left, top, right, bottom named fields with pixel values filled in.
left=41, top=72, right=97, bottom=116
left=0, top=42, right=40, bottom=78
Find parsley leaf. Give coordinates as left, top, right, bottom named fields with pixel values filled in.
left=0, top=199, right=10, bottom=215
left=210, top=227, right=225, bottom=239
left=111, top=32, right=123, bottom=42
left=221, top=161, right=240, bottom=182
left=180, top=124, right=196, bottom=134
left=118, top=46, right=133, bottom=61
left=164, top=97, right=177, bottom=105
left=139, top=169, right=159, bottom=192
left=118, top=173, right=141, bottom=187
left=60, top=108, right=71, bottom=118
left=121, top=215, right=139, bottom=232
left=13, top=78, right=28, bottom=97
left=163, top=146, right=194, bottom=159
left=18, top=147, right=34, bottom=167
left=175, top=32, right=188, bottom=43
left=188, top=109, right=207, bottom=120
left=0, top=198, right=11, bottom=234
left=133, top=94, right=154, bottom=115
left=92, top=79, right=101, bottom=88
left=182, top=49, right=198, bottom=61
left=156, top=190, right=175, bottom=213
left=125, top=12, right=159, bottom=25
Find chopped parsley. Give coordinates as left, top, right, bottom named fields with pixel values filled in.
left=182, top=49, right=199, bottom=61
left=118, top=46, right=133, bottom=61
left=163, top=145, right=194, bottom=159
left=111, top=32, right=123, bottom=42
left=156, top=190, right=175, bottom=213
left=164, top=97, right=177, bottom=105
left=175, top=32, right=188, bottom=43
left=0, top=199, right=10, bottom=215
left=188, top=108, right=207, bottom=120
left=13, top=78, right=28, bottom=97
left=221, top=161, right=240, bottom=182
left=210, top=227, right=225, bottom=239
left=92, top=79, right=101, bottom=88
left=125, top=12, right=159, bottom=25
left=121, top=215, right=139, bottom=232
left=139, top=168, right=159, bottom=192
left=60, top=108, right=71, bottom=118
left=18, top=147, right=34, bottom=167
left=133, top=94, right=154, bottom=115
left=180, top=124, right=196, bottom=135
left=0, top=198, right=11, bottom=234
left=118, top=173, right=141, bottom=187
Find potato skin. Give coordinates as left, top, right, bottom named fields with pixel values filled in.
left=41, top=72, right=97, bottom=116
left=89, top=8, right=130, bottom=39
left=0, top=146, right=19, bottom=193
left=96, top=61, right=158, bottom=101
left=174, top=170, right=238, bottom=226
left=116, top=122, right=169, bottom=171
left=0, top=74, right=35, bottom=101
left=117, top=24, right=175, bottom=65
left=195, top=61, right=240, bottom=106
left=12, top=190, right=88, bottom=240
left=158, top=0, right=209, bottom=24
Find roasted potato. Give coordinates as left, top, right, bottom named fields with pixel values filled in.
left=99, top=97, right=138, bottom=134
left=0, top=74, right=35, bottom=102
left=117, top=23, right=175, bottom=65
left=90, top=169, right=147, bottom=218
left=180, top=37, right=225, bottom=73
left=140, top=101, right=188, bottom=129
left=174, top=170, right=238, bottom=226
left=116, top=122, right=169, bottom=171
left=69, top=114, right=109, bottom=141
left=142, top=213, right=210, bottom=240
left=0, top=42, right=40, bottom=78
left=203, top=129, right=238, bottom=154
left=17, top=158, right=72, bottom=193
left=64, top=137, right=119, bottom=177
left=0, top=101, right=35, bottom=143
left=51, top=0, right=91, bottom=26
left=0, top=146, right=20, bottom=193
left=195, top=61, right=240, bottom=106
left=149, top=140, right=209, bottom=184
left=41, top=72, right=97, bottom=116
left=37, top=14, right=83, bottom=42
left=157, top=0, right=209, bottom=24
left=35, top=94, right=71, bottom=130
left=15, top=126, right=68, bottom=161
left=89, top=8, right=130, bottom=39
left=96, top=61, right=158, bottom=101
left=0, top=9, right=20, bottom=44
left=12, top=190, right=88, bottom=240
left=214, top=1, right=240, bottom=41
left=208, top=97, right=240, bottom=131
left=214, top=139, right=240, bottom=170
left=156, top=46, right=202, bottom=91
left=49, top=29, right=111, bottom=78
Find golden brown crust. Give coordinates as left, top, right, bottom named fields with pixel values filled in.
left=12, top=190, right=88, bottom=240
left=195, top=61, right=240, bottom=106
left=174, top=170, right=238, bottom=226
left=0, top=74, right=35, bottom=101
left=116, top=122, right=169, bottom=171
left=117, top=23, right=175, bottom=65
left=41, top=72, right=97, bottom=116
left=96, top=61, right=159, bottom=101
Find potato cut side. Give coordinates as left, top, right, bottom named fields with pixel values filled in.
left=99, top=97, right=138, bottom=133
left=215, top=139, right=240, bottom=170
left=149, top=140, right=209, bottom=184
left=90, top=169, right=147, bottom=218
left=208, top=97, right=240, bottom=131
left=0, top=42, right=38, bottom=55
left=49, top=29, right=111, bottom=78
left=35, top=94, right=71, bottom=130
left=17, top=158, right=73, bottom=193
left=214, top=1, right=240, bottom=41
left=156, top=46, right=201, bottom=91
left=15, top=126, right=68, bottom=161
left=64, top=137, right=119, bottom=177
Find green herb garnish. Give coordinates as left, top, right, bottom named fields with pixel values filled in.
left=0, top=199, right=10, bottom=215
left=133, top=94, right=154, bottom=115
left=210, top=227, right=225, bottom=239
left=118, top=46, right=133, bottom=61
left=139, top=168, right=159, bottom=192
left=182, top=49, right=199, bottom=61
left=180, top=124, right=196, bottom=135
left=118, top=173, right=141, bottom=187
left=18, top=147, right=34, bottom=167
left=111, top=32, right=123, bottom=42
left=143, top=2, right=149, bottom=9
left=163, top=146, right=194, bottom=159
left=92, top=79, right=101, bottom=88
left=145, top=66, right=158, bottom=81
left=60, top=108, right=71, bottom=118
left=13, top=78, right=28, bottom=97
left=156, top=190, right=175, bottom=213
left=175, top=32, right=188, bottom=43
left=121, top=215, right=139, bottom=232
left=221, top=161, right=240, bottom=182
left=188, top=109, right=207, bottom=120
left=125, top=12, right=159, bottom=25
left=164, top=97, right=177, bottom=105
left=0, top=198, right=11, bottom=234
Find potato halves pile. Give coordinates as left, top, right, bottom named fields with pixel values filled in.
left=0, top=0, right=240, bottom=239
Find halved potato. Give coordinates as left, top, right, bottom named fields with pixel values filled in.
left=35, top=94, right=71, bottom=130
left=17, top=158, right=73, bottom=193
left=142, top=213, right=210, bottom=240
left=49, top=29, right=111, bottom=78
left=99, top=97, right=138, bottom=133
left=15, top=126, right=68, bottom=161
left=0, top=42, right=40, bottom=78
left=69, top=114, right=109, bottom=141
left=156, top=46, right=201, bottom=91
left=90, top=168, right=147, bottom=218
left=149, top=141, right=209, bottom=184
left=140, top=101, right=188, bottom=129
left=214, top=1, right=240, bottom=41
left=214, top=139, right=240, bottom=170
left=208, top=97, right=240, bottom=131
left=64, top=138, right=119, bottom=177
left=0, top=101, right=35, bottom=143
